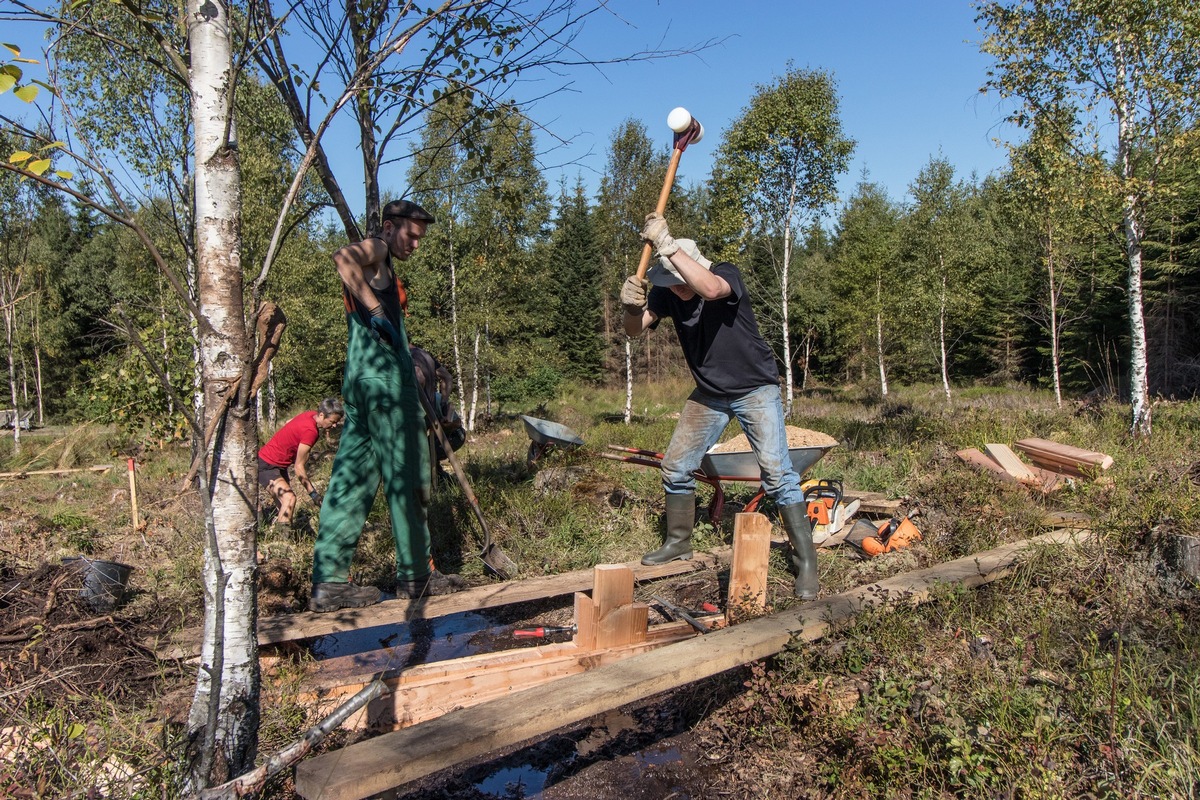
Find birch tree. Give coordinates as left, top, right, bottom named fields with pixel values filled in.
left=185, top=0, right=259, bottom=787
left=977, top=0, right=1200, bottom=437
left=1003, top=110, right=1099, bottom=405
left=905, top=158, right=983, bottom=404
left=3, top=7, right=259, bottom=789
left=710, top=66, right=853, bottom=413
left=831, top=178, right=902, bottom=396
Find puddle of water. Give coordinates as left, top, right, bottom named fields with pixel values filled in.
left=635, top=744, right=682, bottom=770
left=476, top=764, right=555, bottom=798
left=469, top=738, right=686, bottom=798
left=309, top=609, right=495, bottom=661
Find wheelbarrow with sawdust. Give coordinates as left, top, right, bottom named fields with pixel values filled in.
left=602, top=442, right=836, bottom=524
left=521, top=415, right=585, bottom=465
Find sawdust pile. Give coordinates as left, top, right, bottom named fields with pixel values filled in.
left=712, top=426, right=838, bottom=453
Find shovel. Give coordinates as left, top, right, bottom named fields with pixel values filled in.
left=416, top=388, right=518, bottom=580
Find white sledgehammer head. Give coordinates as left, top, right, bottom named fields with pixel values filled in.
left=667, top=106, right=692, bottom=133
left=667, top=107, right=704, bottom=142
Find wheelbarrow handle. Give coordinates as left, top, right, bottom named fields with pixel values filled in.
left=607, top=444, right=665, bottom=459
left=599, top=452, right=664, bottom=469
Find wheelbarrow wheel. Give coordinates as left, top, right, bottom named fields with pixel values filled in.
left=527, top=440, right=541, bottom=467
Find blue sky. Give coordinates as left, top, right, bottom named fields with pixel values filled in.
left=498, top=0, right=1020, bottom=213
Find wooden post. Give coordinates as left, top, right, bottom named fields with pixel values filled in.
left=573, top=592, right=596, bottom=649
left=591, top=564, right=634, bottom=616
left=727, top=512, right=772, bottom=621
left=574, top=564, right=645, bottom=650
left=127, top=458, right=140, bottom=531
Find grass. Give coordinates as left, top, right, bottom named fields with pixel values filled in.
left=3, top=377, right=1200, bottom=797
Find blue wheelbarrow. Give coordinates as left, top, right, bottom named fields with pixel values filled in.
left=521, top=415, right=585, bottom=465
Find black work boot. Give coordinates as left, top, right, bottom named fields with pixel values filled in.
left=642, top=493, right=696, bottom=565
left=780, top=503, right=819, bottom=600
left=308, top=582, right=383, bottom=613
left=396, top=569, right=467, bottom=599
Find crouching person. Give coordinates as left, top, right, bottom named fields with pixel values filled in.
left=258, top=398, right=343, bottom=530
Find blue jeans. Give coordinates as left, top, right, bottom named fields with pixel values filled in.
left=661, top=385, right=804, bottom=507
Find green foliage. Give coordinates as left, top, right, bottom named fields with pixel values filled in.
left=710, top=65, right=854, bottom=394
left=548, top=179, right=604, bottom=382
left=492, top=363, right=562, bottom=410
left=71, top=322, right=192, bottom=444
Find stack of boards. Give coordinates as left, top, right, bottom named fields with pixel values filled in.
left=956, top=438, right=1113, bottom=493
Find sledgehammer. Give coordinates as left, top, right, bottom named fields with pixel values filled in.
left=634, top=107, right=705, bottom=282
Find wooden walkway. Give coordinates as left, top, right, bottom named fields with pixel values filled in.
left=294, top=528, right=1090, bottom=799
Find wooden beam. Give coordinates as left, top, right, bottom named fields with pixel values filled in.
left=727, top=513, right=771, bottom=619
left=301, top=619, right=704, bottom=732
left=293, top=529, right=1091, bottom=800
left=152, top=550, right=730, bottom=659
left=591, top=564, right=634, bottom=618
left=983, top=444, right=1038, bottom=483
left=0, top=464, right=113, bottom=479
left=841, top=489, right=901, bottom=516
left=956, top=448, right=1020, bottom=483
left=1014, top=438, right=1114, bottom=476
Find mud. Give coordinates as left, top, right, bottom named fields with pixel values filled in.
left=391, top=676, right=751, bottom=800
left=0, top=562, right=160, bottom=702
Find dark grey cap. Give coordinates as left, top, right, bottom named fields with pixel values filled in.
left=382, top=200, right=436, bottom=224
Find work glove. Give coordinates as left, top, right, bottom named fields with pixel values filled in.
left=308, top=489, right=321, bottom=505
left=640, top=212, right=679, bottom=257
left=620, top=275, right=650, bottom=316
left=369, top=307, right=399, bottom=346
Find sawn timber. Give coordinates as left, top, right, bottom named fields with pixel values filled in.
left=293, top=528, right=1092, bottom=800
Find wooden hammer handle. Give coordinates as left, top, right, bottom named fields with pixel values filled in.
left=634, top=146, right=686, bottom=282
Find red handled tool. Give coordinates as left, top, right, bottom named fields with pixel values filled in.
left=513, top=625, right=576, bottom=638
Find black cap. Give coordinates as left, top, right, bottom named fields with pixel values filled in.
left=382, top=200, right=436, bottom=224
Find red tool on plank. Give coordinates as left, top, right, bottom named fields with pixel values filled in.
left=513, top=625, right=576, bottom=638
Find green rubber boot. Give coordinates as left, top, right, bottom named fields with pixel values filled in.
left=642, top=493, right=696, bottom=565
left=781, top=503, right=819, bottom=600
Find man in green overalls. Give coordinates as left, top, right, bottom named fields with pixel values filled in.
left=309, top=200, right=465, bottom=613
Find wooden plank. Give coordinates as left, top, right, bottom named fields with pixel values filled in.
left=303, top=620, right=702, bottom=732
left=152, top=550, right=730, bottom=659
left=294, top=528, right=1091, bottom=800
left=983, top=444, right=1038, bottom=483
left=956, top=448, right=1020, bottom=483
left=1014, top=438, right=1114, bottom=471
left=841, top=489, right=901, bottom=516
left=1040, top=511, right=1091, bottom=529
left=0, top=464, right=113, bottom=480
left=727, top=513, right=772, bottom=618
left=1029, top=466, right=1068, bottom=494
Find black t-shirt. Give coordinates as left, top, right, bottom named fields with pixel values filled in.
left=647, top=262, right=780, bottom=398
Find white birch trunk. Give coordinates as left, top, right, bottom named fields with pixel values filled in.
left=267, top=362, right=277, bottom=430
left=938, top=258, right=952, bottom=405
left=3, top=303, right=18, bottom=451
left=1046, top=223, right=1062, bottom=408
left=624, top=338, right=633, bottom=425
left=185, top=0, right=260, bottom=787
left=1115, top=46, right=1151, bottom=438
left=780, top=221, right=794, bottom=416
left=468, top=328, right=481, bottom=431
left=449, top=215, right=466, bottom=425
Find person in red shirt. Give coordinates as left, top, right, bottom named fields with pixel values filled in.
left=258, top=398, right=344, bottom=528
